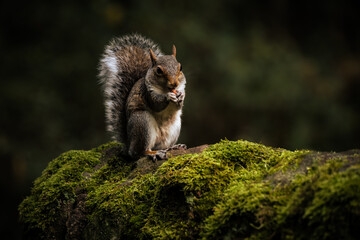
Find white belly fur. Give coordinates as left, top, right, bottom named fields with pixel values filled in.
left=148, top=103, right=182, bottom=150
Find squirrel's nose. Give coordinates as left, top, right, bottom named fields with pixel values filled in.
left=168, top=80, right=179, bottom=90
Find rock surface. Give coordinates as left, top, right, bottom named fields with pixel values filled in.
left=19, top=140, right=360, bottom=239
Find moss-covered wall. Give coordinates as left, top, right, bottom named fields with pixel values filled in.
left=19, top=140, right=360, bottom=239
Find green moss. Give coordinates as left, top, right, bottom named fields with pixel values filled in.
left=19, top=140, right=360, bottom=239
left=18, top=141, right=122, bottom=238
left=274, top=159, right=360, bottom=239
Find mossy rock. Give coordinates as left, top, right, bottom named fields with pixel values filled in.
left=19, top=140, right=360, bottom=239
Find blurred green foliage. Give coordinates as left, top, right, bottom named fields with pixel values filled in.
left=1, top=0, right=359, bottom=238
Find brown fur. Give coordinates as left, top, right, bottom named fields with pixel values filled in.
left=99, top=34, right=186, bottom=159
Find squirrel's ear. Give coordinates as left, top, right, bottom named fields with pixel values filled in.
left=172, top=44, right=176, bottom=57
left=149, top=49, right=157, bottom=66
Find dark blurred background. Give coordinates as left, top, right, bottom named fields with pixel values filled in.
left=1, top=0, right=359, bottom=238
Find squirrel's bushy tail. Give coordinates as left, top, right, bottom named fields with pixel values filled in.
left=99, top=34, right=162, bottom=143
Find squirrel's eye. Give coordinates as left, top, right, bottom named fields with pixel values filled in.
left=180, top=64, right=182, bottom=71
left=156, top=67, right=163, bottom=75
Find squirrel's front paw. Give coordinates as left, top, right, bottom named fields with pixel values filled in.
left=167, top=92, right=178, bottom=103
left=176, top=91, right=185, bottom=102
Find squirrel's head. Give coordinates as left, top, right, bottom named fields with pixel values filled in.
left=146, top=45, right=186, bottom=94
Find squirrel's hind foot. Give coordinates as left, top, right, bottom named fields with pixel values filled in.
left=168, top=144, right=187, bottom=151
left=145, top=150, right=168, bottom=162
left=145, top=144, right=187, bottom=162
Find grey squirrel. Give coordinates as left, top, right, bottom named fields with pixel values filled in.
left=99, top=34, right=186, bottom=159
